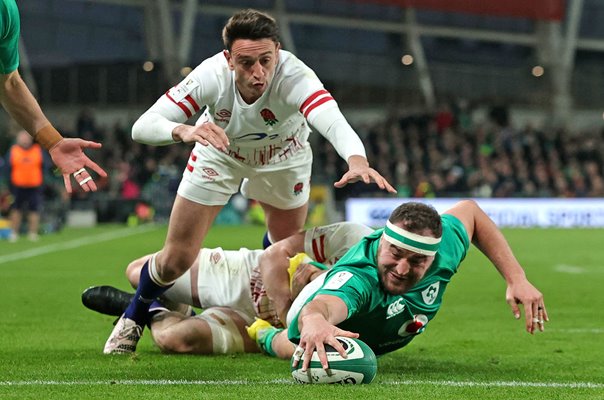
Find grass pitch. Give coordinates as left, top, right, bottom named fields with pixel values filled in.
left=0, top=223, right=602, bottom=399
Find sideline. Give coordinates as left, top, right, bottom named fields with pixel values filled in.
left=0, top=378, right=602, bottom=388
left=0, top=225, right=159, bottom=266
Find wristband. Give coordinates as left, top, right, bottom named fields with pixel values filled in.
left=34, top=125, right=63, bottom=150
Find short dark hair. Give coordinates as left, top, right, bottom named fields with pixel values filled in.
left=388, top=202, right=442, bottom=238
left=222, top=9, right=280, bottom=51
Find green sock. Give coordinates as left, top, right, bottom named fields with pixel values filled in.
left=258, top=327, right=283, bottom=357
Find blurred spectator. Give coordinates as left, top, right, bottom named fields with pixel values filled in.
left=7, top=131, right=46, bottom=241
left=435, top=102, right=454, bottom=134
left=76, top=108, right=97, bottom=140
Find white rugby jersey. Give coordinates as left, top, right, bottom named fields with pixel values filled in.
left=249, top=222, right=374, bottom=326
left=133, top=50, right=366, bottom=166
left=303, top=222, right=374, bottom=266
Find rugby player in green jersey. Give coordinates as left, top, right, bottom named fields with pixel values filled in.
left=249, top=200, right=547, bottom=371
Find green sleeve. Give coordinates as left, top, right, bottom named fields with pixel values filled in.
left=287, top=267, right=375, bottom=343
left=0, top=0, right=20, bottom=74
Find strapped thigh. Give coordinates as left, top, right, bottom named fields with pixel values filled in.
left=196, top=308, right=254, bottom=354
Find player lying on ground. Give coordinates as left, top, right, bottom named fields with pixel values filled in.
left=83, top=222, right=372, bottom=354
left=249, top=200, right=549, bottom=369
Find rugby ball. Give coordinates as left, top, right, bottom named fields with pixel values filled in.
left=291, top=337, right=377, bottom=384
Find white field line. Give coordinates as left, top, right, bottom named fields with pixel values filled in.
left=554, top=264, right=587, bottom=274
left=550, top=328, right=604, bottom=334
left=0, top=379, right=602, bottom=389
left=0, top=225, right=158, bottom=265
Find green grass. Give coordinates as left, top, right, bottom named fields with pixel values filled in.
left=0, top=224, right=602, bottom=399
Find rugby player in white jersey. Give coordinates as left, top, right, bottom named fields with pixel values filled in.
left=84, top=222, right=372, bottom=354
left=104, top=8, right=395, bottom=354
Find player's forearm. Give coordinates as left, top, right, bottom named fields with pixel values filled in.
left=299, top=303, right=330, bottom=333
left=132, top=111, right=182, bottom=145
left=309, top=107, right=366, bottom=161
left=271, top=330, right=296, bottom=360
left=132, top=95, right=191, bottom=145
left=0, top=71, right=51, bottom=136
left=259, top=250, right=294, bottom=323
left=298, top=296, right=347, bottom=331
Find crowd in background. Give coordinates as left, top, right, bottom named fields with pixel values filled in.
left=316, top=102, right=604, bottom=201
left=1, top=103, right=604, bottom=226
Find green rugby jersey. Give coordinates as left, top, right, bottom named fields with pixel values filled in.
left=0, top=0, right=19, bottom=74
left=288, top=214, right=470, bottom=356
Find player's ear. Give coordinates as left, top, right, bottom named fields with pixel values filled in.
left=223, top=50, right=235, bottom=70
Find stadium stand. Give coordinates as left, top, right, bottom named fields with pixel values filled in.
left=1, top=0, right=603, bottom=227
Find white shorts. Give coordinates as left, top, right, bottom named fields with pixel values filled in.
left=177, top=143, right=312, bottom=209
left=163, top=247, right=263, bottom=319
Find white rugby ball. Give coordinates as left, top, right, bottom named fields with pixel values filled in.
left=291, top=337, right=377, bottom=384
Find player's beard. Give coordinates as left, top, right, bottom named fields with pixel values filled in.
left=378, top=266, right=417, bottom=296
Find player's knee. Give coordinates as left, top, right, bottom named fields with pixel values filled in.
left=157, top=248, right=197, bottom=281
left=125, top=259, right=144, bottom=288
left=152, top=329, right=195, bottom=354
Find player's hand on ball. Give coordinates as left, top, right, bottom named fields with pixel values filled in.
left=296, top=315, right=359, bottom=371
left=291, top=337, right=377, bottom=384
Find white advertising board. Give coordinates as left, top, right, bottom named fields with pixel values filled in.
left=345, top=198, right=604, bottom=228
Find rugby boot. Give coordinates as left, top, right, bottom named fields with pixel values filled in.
left=103, top=314, right=143, bottom=354
left=81, top=285, right=134, bottom=317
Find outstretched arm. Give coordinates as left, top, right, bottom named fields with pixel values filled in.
left=445, top=200, right=548, bottom=334
left=309, top=107, right=396, bottom=193
left=0, top=70, right=106, bottom=193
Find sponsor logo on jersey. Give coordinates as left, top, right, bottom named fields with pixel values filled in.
left=233, top=132, right=280, bottom=141
left=397, top=314, right=428, bottom=337
left=421, top=282, right=440, bottom=305
left=323, top=271, right=353, bottom=290
left=260, top=108, right=279, bottom=126
left=386, top=298, right=406, bottom=319
left=293, top=182, right=304, bottom=196
left=215, top=109, right=231, bottom=123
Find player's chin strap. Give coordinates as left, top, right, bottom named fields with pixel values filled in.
left=383, top=221, right=441, bottom=256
